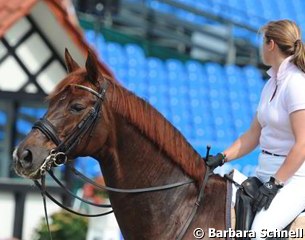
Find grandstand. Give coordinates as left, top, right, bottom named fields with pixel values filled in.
left=1, top=0, right=304, bottom=239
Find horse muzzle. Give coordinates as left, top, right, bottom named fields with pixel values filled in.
left=13, top=145, right=50, bottom=179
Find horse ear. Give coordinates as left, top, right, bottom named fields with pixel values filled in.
left=85, top=49, right=99, bottom=84
left=64, top=48, right=80, bottom=73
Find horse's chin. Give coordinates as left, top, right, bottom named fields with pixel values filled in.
left=14, top=163, right=42, bottom=180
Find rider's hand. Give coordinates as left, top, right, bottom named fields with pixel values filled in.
left=205, top=153, right=226, bottom=171
left=253, top=177, right=283, bottom=212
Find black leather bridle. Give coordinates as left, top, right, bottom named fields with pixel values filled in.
left=32, top=81, right=109, bottom=174
left=31, top=79, right=212, bottom=240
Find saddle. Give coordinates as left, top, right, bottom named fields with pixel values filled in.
left=226, top=170, right=305, bottom=240
left=233, top=175, right=262, bottom=235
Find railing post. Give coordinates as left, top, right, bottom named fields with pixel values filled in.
left=13, top=191, right=26, bottom=239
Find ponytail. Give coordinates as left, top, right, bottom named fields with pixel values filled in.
left=291, top=39, right=305, bottom=73
left=261, top=20, right=305, bottom=73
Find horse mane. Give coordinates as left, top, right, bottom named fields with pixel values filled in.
left=108, top=80, right=205, bottom=182
left=48, top=69, right=205, bottom=182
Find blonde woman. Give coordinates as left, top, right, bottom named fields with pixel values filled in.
left=207, top=19, right=305, bottom=239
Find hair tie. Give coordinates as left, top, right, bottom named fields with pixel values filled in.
left=294, top=39, right=302, bottom=48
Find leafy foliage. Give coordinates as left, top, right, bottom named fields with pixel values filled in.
left=33, top=210, right=88, bottom=240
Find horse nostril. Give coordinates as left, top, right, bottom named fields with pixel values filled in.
left=20, top=149, right=33, bottom=168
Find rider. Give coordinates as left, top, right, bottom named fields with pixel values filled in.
left=206, top=19, right=305, bottom=239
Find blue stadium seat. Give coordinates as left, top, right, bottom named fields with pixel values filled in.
left=107, top=42, right=125, bottom=55
left=244, top=0, right=263, bottom=17
left=147, top=57, right=165, bottom=71
left=125, top=44, right=145, bottom=59
left=185, top=60, right=205, bottom=74
left=0, top=111, right=6, bottom=141
left=176, top=10, right=206, bottom=25
left=277, top=0, right=296, bottom=20
left=194, top=124, right=215, bottom=143
left=115, top=67, right=128, bottom=86
left=0, top=111, right=6, bottom=125
left=186, top=60, right=207, bottom=90
left=97, top=47, right=108, bottom=62
left=75, top=157, right=101, bottom=178
left=227, top=0, right=246, bottom=11
left=147, top=0, right=175, bottom=14
left=165, top=59, right=185, bottom=74
left=243, top=66, right=265, bottom=94
left=225, top=65, right=247, bottom=88
left=148, top=89, right=168, bottom=109
left=147, top=57, right=167, bottom=88
left=243, top=65, right=262, bottom=79
left=84, top=30, right=96, bottom=45
left=292, top=0, right=305, bottom=22
left=169, top=109, right=192, bottom=134
left=195, top=1, right=221, bottom=15
left=132, top=80, right=149, bottom=99
left=170, top=108, right=192, bottom=125
left=103, top=43, right=127, bottom=70
left=85, top=31, right=106, bottom=53
left=205, top=63, right=227, bottom=89
left=17, top=119, right=32, bottom=135
left=260, top=0, right=280, bottom=20
left=19, top=107, right=46, bottom=119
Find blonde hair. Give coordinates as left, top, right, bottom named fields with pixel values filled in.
left=260, top=19, right=305, bottom=73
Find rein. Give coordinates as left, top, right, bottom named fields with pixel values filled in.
left=69, top=164, right=195, bottom=193
left=32, top=80, right=213, bottom=240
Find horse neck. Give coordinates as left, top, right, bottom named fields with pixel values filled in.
left=96, top=114, right=199, bottom=239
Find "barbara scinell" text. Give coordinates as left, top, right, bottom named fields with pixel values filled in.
left=208, top=228, right=304, bottom=238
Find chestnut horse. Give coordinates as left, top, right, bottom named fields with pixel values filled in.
left=13, top=49, right=227, bottom=239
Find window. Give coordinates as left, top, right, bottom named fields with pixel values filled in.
left=1, top=16, right=66, bottom=94
left=0, top=16, right=67, bottom=178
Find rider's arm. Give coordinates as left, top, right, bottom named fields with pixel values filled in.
left=222, top=113, right=261, bottom=162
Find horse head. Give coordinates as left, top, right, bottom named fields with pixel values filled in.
left=13, top=49, right=111, bottom=179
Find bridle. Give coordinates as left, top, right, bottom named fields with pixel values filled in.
left=31, top=78, right=212, bottom=240
left=33, top=81, right=109, bottom=173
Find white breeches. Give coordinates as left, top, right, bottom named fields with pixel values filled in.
left=251, top=153, right=305, bottom=239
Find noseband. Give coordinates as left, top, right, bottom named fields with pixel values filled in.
left=33, top=81, right=108, bottom=174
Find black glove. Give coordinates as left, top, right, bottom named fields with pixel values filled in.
left=253, top=177, right=283, bottom=212
left=205, top=153, right=225, bottom=171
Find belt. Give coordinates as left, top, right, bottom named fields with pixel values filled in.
left=262, top=150, right=286, bottom=157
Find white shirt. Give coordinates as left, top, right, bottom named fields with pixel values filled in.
left=257, top=56, right=305, bottom=155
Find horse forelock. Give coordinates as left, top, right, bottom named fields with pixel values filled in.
left=46, top=69, right=88, bottom=102
left=109, top=81, right=205, bottom=182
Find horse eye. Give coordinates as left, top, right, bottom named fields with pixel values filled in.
left=70, top=103, right=86, bottom=113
